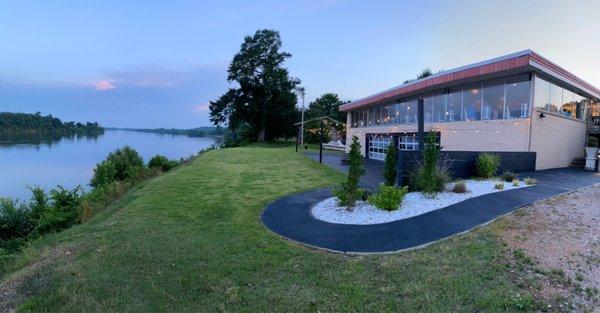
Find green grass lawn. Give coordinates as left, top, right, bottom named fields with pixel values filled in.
left=2, top=145, right=535, bottom=312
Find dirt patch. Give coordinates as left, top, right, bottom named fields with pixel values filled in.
left=0, top=244, right=76, bottom=313
left=500, top=185, right=600, bottom=312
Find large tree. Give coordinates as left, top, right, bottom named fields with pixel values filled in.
left=209, top=29, right=300, bottom=142
left=302, top=93, right=348, bottom=144
left=305, top=93, right=347, bottom=122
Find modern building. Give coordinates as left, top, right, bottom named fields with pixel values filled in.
left=340, top=50, right=600, bottom=171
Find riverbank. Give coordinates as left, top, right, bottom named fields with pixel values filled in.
left=0, top=145, right=590, bottom=311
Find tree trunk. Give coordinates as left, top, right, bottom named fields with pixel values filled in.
left=257, top=127, right=266, bottom=143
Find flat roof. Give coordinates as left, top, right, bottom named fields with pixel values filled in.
left=340, top=50, right=600, bottom=112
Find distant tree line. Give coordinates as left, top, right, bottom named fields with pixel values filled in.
left=0, top=112, right=104, bottom=135
left=108, top=126, right=226, bottom=138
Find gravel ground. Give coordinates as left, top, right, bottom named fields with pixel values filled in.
left=312, top=179, right=530, bottom=225
left=500, top=184, right=600, bottom=312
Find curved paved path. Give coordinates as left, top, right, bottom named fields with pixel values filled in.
left=261, top=169, right=600, bottom=253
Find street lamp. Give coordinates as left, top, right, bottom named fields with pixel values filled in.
left=296, top=87, right=306, bottom=146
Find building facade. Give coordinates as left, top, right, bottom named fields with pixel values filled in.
left=340, top=50, right=600, bottom=170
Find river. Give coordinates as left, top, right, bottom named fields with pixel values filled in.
left=0, top=129, right=217, bottom=200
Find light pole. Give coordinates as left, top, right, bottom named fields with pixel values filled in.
left=297, top=87, right=306, bottom=146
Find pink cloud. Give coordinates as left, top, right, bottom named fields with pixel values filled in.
left=191, top=103, right=210, bottom=113
left=93, top=80, right=116, bottom=90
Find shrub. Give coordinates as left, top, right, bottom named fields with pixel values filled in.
left=588, top=137, right=599, bottom=147
left=494, top=183, right=504, bottom=190
left=359, top=189, right=371, bottom=201
left=148, top=155, right=179, bottom=172
left=27, top=186, right=48, bottom=222
left=0, top=198, right=33, bottom=242
left=91, top=146, right=144, bottom=187
left=90, top=160, right=117, bottom=187
left=368, top=185, right=408, bottom=211
left=33, top=186, right=83, bottom=235
left=476, top=153, right=500, bottom=178
left=501, top=171, right=517, bottom=182
left=512, top=179, right=519, bottom=187
left=451, top=181, right=468, bottom=193
left=333, top=136, right=365, bottom=210
left=524, top=177, right=537, bottom=185
left=383, top=144, right=397, bottom=186
left=410, top=131, right=450, bottom=195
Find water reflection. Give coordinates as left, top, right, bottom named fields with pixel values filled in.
left=0, top=130, right=216, bottom=200
left=0, top=131, right=103, bottom=148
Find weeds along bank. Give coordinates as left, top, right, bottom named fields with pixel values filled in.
left=0, top=145, right=217, bottom=272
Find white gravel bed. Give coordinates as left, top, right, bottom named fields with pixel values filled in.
left=311, top=179, right=533, bottom=225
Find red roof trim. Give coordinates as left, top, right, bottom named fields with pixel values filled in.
left=340, top=50, right=600, bottom=112
left=529, top=51, right=600, bottom=96
left=340, top=55, right=530, bottom=111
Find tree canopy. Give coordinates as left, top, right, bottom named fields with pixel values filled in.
left=0, top=111, right=103, bottom=134
left=209, top=29, right=300, bottom=142
left=403, top=68, right=434, bottom=84
left=305, top=93, right=347, bottom=122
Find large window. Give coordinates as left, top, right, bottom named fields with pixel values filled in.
left=532, top=74, right=590, bottom=120
left=573, top=94, right=588, bottom=120
left=368, top=105, right=381, bottom=126
left=348, top=73, right=547, bottom=127
left=482, top=78, right=505, bottom=120
left=505, top=74, right=531, bottom=119
left=549, top=82, right=563, bottom=114
left=382, top=104, right=391, bottom=125
left=399, top=99, right=417, bottom=124
left=423, top=95, right=434, bottom=123
left=432, top=91, right=446, bottom=122
left=560, top=89, right=575, bottom=118
left=462, top=83, right=482, bottom=121
left=534, top=76, right=552, bottom=112
left=446, top=87, right=462, bottom=122
left=368, top=135, right=392, bottom=160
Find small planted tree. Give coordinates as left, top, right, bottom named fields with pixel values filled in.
left=383, top=143, right=397, bottom=186
left=333, top=136, right=365, bottom=210
left=411, top=131, right=449, bottom=195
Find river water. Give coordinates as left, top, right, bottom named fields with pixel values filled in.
left=0, top=129, right=216, bottom=200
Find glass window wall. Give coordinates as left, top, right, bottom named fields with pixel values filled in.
left=482, top=78, right=505, bottom=120
left=345, top=72, right=600, bottom=128
left=505, top=74, right=531, bottom=119
left=446, top=87, right=462, bottom=122
left=432, top=91, right=446, bottom=122
left=462, top=83, right=482, bottom=121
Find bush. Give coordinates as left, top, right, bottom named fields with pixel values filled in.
left=368, top=185, right=408, bottom=211
left=410, top=131, right=450, bottom=195
left=333, top=136, right=365, bottom=210
left=27, top=186, right=48, bottom=222
left=512, top=179, right=519, bottom=187
left=476, top=153, right=500, bottom=178
left=452, top=181, right=468, bottom=193
left=359, top=189, right=371, bottom=201
left=33, top=186, right=83, bottom=235
left=0, top=198, right=33, bottom=242
left=383, top=144, right=397, bottom=186
left=148, top=155, right=179, bottom=172
left=588, top=137, right=599, bottom=147
left=501, top=171, right=517, bottom=182
left=91, top=146, right=145, bottom=187
left=494, top=183, right=504, bottom=190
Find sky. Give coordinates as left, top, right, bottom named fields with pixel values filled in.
left=0, top=0, right=599, bottom=128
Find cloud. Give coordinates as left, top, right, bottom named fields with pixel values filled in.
left=191, top=103, right=210, bottom=113
left=93, top=80, right=116, bottom=90
left=0, top=64, right=229, bottom=128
